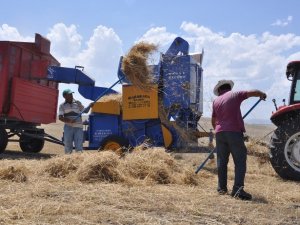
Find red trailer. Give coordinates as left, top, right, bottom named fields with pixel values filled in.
left=0, top=34, right=61, bottom=153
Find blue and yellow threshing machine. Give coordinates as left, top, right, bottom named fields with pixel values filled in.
left=0, top=34, right=203, bottom=153
left=48, top=37, right=204, bottom=152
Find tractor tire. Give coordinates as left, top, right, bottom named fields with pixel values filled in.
left=0, top=128, right=8, bottom=153
left=270, top=120, right=300, bottom=181
left=99, top=135, right=129, bottom=155
left=20, top=130, right=45, bottom=153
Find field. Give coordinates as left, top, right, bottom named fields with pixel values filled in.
left=0, top=120, right=299, bottom=225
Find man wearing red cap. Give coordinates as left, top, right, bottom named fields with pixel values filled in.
left=212, top=80, right=266, bottom=200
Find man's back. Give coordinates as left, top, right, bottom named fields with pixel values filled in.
left=212, top=90, right=248, bottom=133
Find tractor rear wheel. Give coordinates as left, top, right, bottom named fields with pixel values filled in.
left=0, top=128, right=8, bottom=153
left=99, top=135, right=129, bottom=155
left=20, top=130, right=45, bottom=153
left=270, top=120, right=300, bottom=181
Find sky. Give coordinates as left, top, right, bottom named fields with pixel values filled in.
left=1, top=0, right=300, bottom=124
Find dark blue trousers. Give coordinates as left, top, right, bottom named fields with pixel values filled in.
left=216, top=131, right=247, bottom=192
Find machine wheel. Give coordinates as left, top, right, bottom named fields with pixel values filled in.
left=270, top=121, right=300, bottom=181
left=0, top=128, right=8, bottom=153
left=20, top=130, right=45, bottom=153
left=99, top=135, right=129, bottom=155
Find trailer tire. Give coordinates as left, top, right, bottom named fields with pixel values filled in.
left=99, top=135, right=129, bottom=155
left=270, top=121, right=300, bottom=181
left=20, top=130, right=45, bottom=153
left=0, top=128, right=8, bottom=153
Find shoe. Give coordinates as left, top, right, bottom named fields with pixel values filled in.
left=217, top=188, right=228, bottom=195
left=231, top=188, right=252, bottom=200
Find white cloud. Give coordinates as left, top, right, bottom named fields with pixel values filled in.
left=271, top=16, right=293, bottom=27
left=76, top=25, right=123, bottom=84
left=46, top=24, right=123, bottom=106
left=0, top=24, right=32, bottom=41
left=136, top=27, right=177, bottom=48
left=47, top=23, right=82, bottom=58
left=137, top=22, right=300, bottom=122
left=1, top=22, right=300, bottom=123
left=180, top=22, right=300, bottom=121
left=0, top=23, right=124, bottom=109
left=45, top=24, right=123, bottom=83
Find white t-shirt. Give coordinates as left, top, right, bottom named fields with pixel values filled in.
left=59, top=100, right=84, bottom=128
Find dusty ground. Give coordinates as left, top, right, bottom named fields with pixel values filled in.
left=0, top=120, right=299, bottom=225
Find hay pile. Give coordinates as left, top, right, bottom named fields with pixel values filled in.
left=40, top=148, right=203, bottom=186
left=97, top=93, right=122, bottom=104
left=246, top=138, right=270, bottom=164
left=121, top=148, right=180, bottom=185
left=42, top=154, right=83, bottom=178
left=0, top=166, right=27, bottom=182
left=77, top=151, right=122, bottom=183
left=1, top=146, right=299, bottom=225
left=121, top=42, right=157, bottom=89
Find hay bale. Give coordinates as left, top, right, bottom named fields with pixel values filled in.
left=0, top=166, right=27, bottom=182
left=122, top=42, right=158, bottom=89
left=148, top=163, right=173, bottom=184
left=37, top=147, right=203, bottom=186
left=181, top=169, right=199, bottom=186
left=43, top=154, right=82, bottom=178
left=121, top=148, right=178, bottom=184
left=246, top=138, right=270, bottom=164
left=97, top=93, right=122, bottom=104
left=76, top=151, right=122, bottom=183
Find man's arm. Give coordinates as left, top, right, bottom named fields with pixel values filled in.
left=58, top=115, right=74, bottom=123
left=211, top=102, right=216, bottom=130
left=247, top=90, right=267, bottom=100
left=211, top=116, right=216, bottom=130
left=82, top=102, right=95, bottom=114
left=58, top=104, right=74, bottom=123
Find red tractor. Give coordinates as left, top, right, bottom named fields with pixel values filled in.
left=270, top=61, right=300, bottom=181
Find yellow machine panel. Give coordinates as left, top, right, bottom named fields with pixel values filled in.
left=91, top=101, right=121, bottom=115
left=122, top=84, right=158, bottom=120
left=161, top=124, right=173, bottom=148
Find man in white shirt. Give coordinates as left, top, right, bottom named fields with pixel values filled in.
left=58, top=89, right=87, bottom=154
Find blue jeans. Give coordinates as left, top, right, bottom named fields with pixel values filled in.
left=63, top=125, right=84, bottom=154
left=216, top=131, right=247, bottom=192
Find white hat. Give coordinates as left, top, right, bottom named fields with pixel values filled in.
left=213, top=80, right=234, bottom=96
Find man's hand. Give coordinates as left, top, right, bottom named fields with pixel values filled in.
left=260, top=92, right=267, bottom=100
left=247, top=90, right=267, bottom=100
left=65, top=118, right=75, bottom=123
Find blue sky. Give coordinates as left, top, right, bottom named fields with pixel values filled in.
left=1, top=0, right=300, bottom=123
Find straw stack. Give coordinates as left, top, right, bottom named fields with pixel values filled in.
left=121, top=42, right=157, bottom=90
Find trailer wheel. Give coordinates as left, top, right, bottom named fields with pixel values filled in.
left=270, top=121, right=300, bottom=181
left=0, top=128, right=8, bottom=153
left=20, top=130, right=45, bottom=153
left=99, top=135, right=129, bottom=155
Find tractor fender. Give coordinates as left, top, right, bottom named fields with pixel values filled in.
left=271, top=103, right=300, bottom=127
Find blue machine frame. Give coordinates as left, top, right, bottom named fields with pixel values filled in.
left=48, top=37, right=204, bottom=150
